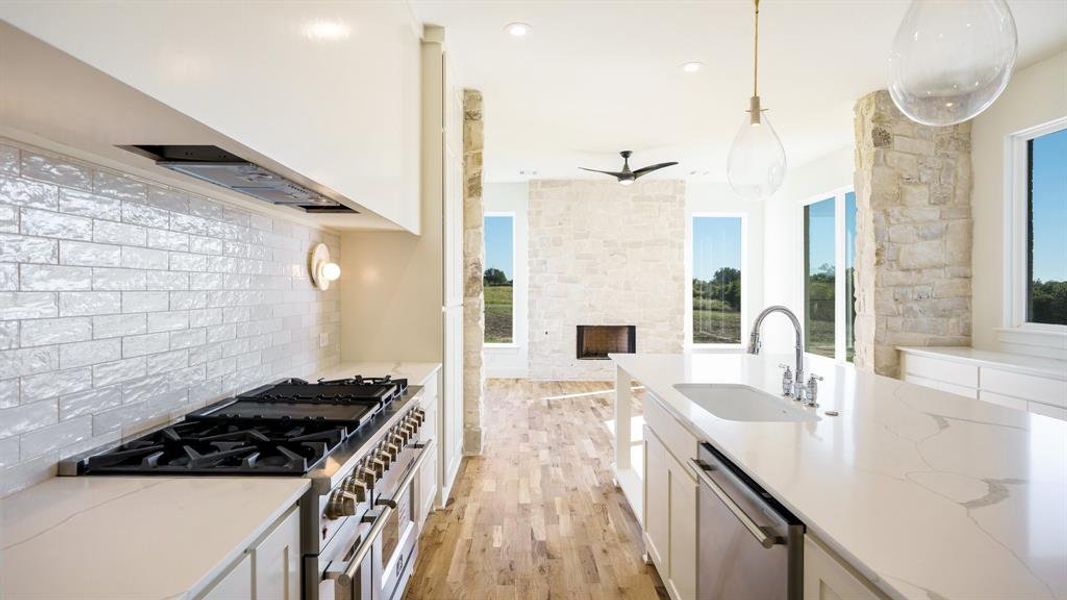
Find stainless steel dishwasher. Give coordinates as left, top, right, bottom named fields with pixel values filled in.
left=688, top=442, right=804, bottom=599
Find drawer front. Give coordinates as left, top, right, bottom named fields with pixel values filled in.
left=981, top=368, right=1067, bottom=408
left=979, top=390, right=1028, bottom=411
left=644, top=393, right=698, bottom=466
left=902, top=354, right=978, bottom=388
left=1029, top=401, right=1067, bottom=421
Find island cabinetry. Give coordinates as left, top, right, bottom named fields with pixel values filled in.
left=803, top=535, right=885, bottom=600
left=200, top=505, right=301, bottom=599
left=642, top=392, right=698, bottom=600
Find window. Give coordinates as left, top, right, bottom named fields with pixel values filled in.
left=803, top=190, right=857, bottom=361
left=691, top=216, right=743, bottom=345
left=1026, top=128, right=1066, bottom=326
left=483, top=215, right=514, bottom=344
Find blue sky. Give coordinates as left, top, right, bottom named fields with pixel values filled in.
left=805, top=193, right=857, bottom=275
left=1032, top=128, right=1066, bottom=282
left=484, top=215, right=514, bottom=279
left=692, top=217, right=741, bottom=280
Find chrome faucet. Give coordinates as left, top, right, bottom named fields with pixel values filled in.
left=748, top=306, right=807, bottom=399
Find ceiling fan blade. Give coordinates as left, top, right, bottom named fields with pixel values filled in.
left=578, top=167, right=626, bottom=179
left=632, top=162, right=679, bottom=178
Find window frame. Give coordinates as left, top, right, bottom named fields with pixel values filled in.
left=1003, top=117, right=1067, bottom=337
left=685, top=212, right=748, bottom=350
left=483, top=211, right=517, bottom=347
left=798, top=186, right=855, bottom=363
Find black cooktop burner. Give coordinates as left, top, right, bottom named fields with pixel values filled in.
left=73, top=374, right=408, bottom=476
left=81, top=421, right=349, bottom=475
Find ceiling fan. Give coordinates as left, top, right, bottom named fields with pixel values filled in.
left=579, top=150, right=678, bottom=186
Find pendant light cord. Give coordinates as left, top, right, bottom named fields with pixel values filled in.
left=753, top=0, right=760, bottom=97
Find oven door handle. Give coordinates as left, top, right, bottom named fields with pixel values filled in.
left=687, top=458, right=779, bottom=549
left=325, top=437, right=437, bottom=588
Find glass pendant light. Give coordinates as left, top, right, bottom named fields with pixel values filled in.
left=727, top=0, right=787, bottom=200
left=888, top=0, right=1017, bottom=126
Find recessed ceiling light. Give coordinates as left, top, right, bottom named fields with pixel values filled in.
left=304, top=19, right=351, bottom=41
left=681, top=61, right=704, bottom=73
left=505, top=22, right=532, bottom=37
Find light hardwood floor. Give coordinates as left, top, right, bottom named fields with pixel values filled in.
left=404, top=379, right=667, bottom=600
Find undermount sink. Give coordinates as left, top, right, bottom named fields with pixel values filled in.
left=673, top=384, right=820, bottom=422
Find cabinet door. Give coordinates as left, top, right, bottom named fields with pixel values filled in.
left=803, top=535, right=882, bottom=600
left=251, top=507, right=300, bottom=600
left=643, top=426, right=669, bottom=568
left=668, top=460, right=697, bottom=600
left=418, top=401, right=440, bottom=524
left=202, top=553, right=252, bottom=600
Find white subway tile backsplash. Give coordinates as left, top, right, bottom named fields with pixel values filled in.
left=147, top=310, right=189, bottom=333
left=60, top=338, right=121, bottom=368
left=20, top=151, right=92, bottom=191
left=20, top=367, right=93, bottom=403
left=93, top=220, right=146, bottom=246
left=120, top=246, right=168, bottom=270
left=121, top=291, right=169, bottom=313
left=94, top=171, right=146, bottom=202
left=0, top=399, right=58, bottom=438
left=19, top=208, right=92, bottom=241
left=59, top=240, right=122, bottom=267
left=20, top=264, right=93, bottom=291
left=1, top=291, right=58, bottom=320
left=93, top=313, right=147, bottom=339
left=92, top=267, right=147, bottom=291
left=59, top=291, right=121, bottom=316
left=0, top=205, right=18, bottom=233
left=59, top=189, right=122, bottom=221
left=122, top=332, right=170, bottom=358
left=0, top=175, right=59, bottom=210
left=19, top=316, right=92, bottom=346
left=19, top=415, right=92, bottom=460
left=0, top=138, right=338, bottom=497
left=0, top=233, right=58, bottom=263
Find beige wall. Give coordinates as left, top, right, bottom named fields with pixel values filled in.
left=971, top=50, right=1067, bottom=354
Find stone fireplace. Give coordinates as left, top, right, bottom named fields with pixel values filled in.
left=528, top=179, right=685, bottom=381
left=576, top=325, right=636, bottom=360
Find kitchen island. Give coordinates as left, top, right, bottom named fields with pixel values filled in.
left=612, top=352, right=1067, bottom=600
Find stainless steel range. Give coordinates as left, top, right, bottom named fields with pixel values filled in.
left=59, top=375, right=433, bottom=600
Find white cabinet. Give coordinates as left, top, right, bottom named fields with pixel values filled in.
left=250, top=506, right=301, bottom=600
left=417, top=385, right=440, bottom=526
left=643, top=426, right=669, bottom=567
left=900, top=350, right=1067, bottom=420
left=804, top=535, right=884, bottom=600
left=197, top=505, right=300, bottom=600
left=642, top=415, right=697, bottom=600
left=202, top=554, right=253, bottom=600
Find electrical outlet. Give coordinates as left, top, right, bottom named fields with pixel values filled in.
left=319, top=332, right=329, bottom=348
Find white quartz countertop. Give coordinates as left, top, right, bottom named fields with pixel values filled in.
left=898, top=345, right=1067, bottom=380
left=612, top=353, right=1067, bottom=600
left=0, top=476, right=309, bottom=599
left=314, top=361, right=442, bottom=387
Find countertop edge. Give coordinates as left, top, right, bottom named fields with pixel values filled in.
left=897, top=346, right=1067, bottom=381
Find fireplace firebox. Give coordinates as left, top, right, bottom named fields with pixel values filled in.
left=576, top=325, right=636, bottom=360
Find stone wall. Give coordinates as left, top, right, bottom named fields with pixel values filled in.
left=462, top=89, right=485, bottom=454
left=528, top=180, right=686, bottom=381
left=853, top=90, right=972, bottom=377
left=0, top=138, right=340, bottom=496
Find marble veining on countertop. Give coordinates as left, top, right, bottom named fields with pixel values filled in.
left=0, top=476, right=309, bottom=599
left=898, top=345, right=1067, bottom=380
left=612, top=353, right=1067, bottom=600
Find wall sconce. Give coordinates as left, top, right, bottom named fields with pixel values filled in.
left=309, top=243, right=341, bottom=291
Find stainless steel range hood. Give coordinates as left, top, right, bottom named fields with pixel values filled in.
left=121, top=145, right=356, bottom=214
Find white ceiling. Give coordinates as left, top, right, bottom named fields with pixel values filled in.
left=410, top=0, right=1067, bottom=183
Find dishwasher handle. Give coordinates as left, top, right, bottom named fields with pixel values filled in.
left=688, top=458, right=781, bottom=549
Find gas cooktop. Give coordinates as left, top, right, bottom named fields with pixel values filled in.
left=65, top=375, right=409, bottom=476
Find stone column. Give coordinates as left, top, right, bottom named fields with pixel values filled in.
left=462, top=89, right=485, bottom=454
left=853, top=90, right=972, bottom=377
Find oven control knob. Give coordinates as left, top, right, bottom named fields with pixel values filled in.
left=413, top=409, right=425, bottom=426
left=398, top=425, right=414, bottom=444
left=325, top=490, right=358, bottom=519
left=389, top=433, right=406, bottom=449
left=342, top=476, right=368, bottom=502
left=359, top=465, right=378, bottom=486
left=384, top=441, right=401, bottom=460
left=369, top=457, right=387, bottom=477
left=404, top=416, right=420, bottom=434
